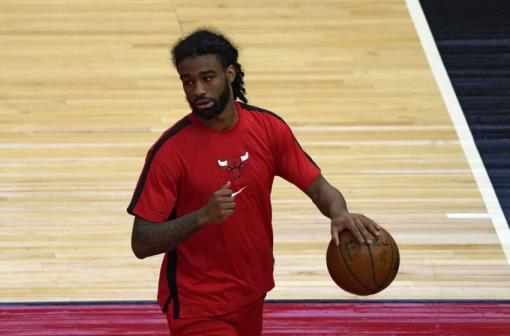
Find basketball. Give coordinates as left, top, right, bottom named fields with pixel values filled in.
left=326, top=228, right=399, bottom=295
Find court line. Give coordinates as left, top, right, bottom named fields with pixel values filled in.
left=406, top=0, right=510, bottom=264
left=447, top=213, right=491, bottom=220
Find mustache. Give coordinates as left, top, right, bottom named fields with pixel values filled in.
left=194, top=97, right=214, bottom=104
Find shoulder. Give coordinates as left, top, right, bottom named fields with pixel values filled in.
left=239, top=102, right=285, bottom=122
left=238, top=102, right=290, bottom=131
left=149, top=115, right=193, bottom=159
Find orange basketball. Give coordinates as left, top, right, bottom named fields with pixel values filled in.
left=326, top=227, right=399, bottom=295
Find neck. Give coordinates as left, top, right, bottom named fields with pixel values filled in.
left=200, top=100, right=238, bottom=131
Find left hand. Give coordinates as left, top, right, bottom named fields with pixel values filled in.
left=331, top=212, right=381, bottom=246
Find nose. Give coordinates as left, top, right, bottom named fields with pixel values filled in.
left=192, top=81, right=207, bottom=97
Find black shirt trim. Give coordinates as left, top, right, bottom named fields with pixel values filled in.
left=241, top=103, right=319, bottom=168
left=127, top=117, right=192, bottom=215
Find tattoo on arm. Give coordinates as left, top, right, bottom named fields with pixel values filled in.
left=131, top=211, right=203, bottom=259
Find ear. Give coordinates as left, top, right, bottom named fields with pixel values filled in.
left=226, top=64, right=236, bottom=83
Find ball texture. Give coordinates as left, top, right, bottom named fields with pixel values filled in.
left=326, top=228, right=399, bottom=295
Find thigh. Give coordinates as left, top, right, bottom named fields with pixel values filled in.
left=220, top=295, right=265, bottom=336
left=167, top=315, right=238, bottom=336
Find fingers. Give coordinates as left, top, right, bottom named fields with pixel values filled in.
left=362, top=215, right=381, bottom=237
left=204, top=181, right=236, bottom=224
left=215, top=194, right=235, bottom=219
left=356, top=217, right=383, bottom=245
left=350, top=219, right=367, bottom=245
left=331, top=213, right=381, bottom=246
left=215, top=182, right=234, bottom=211
left=220, top=198, right=236, bottom=211
left=331, top=227, right=340, bottom=247
left=331, top=216, right=365, bottom=246
left=216, top=181, right=233, bottom=197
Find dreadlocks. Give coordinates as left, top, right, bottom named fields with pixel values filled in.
left=171, top=29, right=248, bottom=103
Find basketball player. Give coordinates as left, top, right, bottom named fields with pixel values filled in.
left=127, top=29, right=382, bottom=336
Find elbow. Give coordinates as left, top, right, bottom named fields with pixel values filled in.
left=133, top=250, right=146, bottom=260
left=131, top=218, right=150, bottom=259
left=131, top=240, right=148, bottom=259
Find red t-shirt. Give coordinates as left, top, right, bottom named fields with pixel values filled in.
left=127, top=102, right=320, bottom=318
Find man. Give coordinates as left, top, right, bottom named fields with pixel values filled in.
left=127, top=29, right=381, bottom=336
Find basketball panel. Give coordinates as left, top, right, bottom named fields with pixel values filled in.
left=326, top=240, right=373, bottom=295
left=379, top=229, right=400, bottom=290
left=370, top=229, right=396, bottom=287
left=338, top=231, right=378, bottom=293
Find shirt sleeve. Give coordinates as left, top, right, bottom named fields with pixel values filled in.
left=127, top=150, right=180, bottom=223
left=273, top=118, right=321, bottom=191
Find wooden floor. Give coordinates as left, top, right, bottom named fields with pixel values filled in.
left=1, top=0, right=509, bottom=304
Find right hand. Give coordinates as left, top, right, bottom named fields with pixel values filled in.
left=330, top=212, right=381, bottom=246
left=199, top=181, right=235, bottom=225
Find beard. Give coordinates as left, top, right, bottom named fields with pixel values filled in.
left=190, top=80, right=231, bottom=120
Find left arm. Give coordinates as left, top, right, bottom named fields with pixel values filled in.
left=305, top=174, right=381, bottom=246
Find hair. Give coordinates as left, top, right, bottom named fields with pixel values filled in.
left=171, top=29, right=248, bottom=103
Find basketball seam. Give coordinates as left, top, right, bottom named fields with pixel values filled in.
left=338, top=242, right=373, bottom=293
left=367, top=245, right=380, bottom=288
left=382, top=233, right=399, bottom=287
left=383, top=235, right=395, bottom=287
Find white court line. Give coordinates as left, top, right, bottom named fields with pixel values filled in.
left=406, top=0, right=510, bottom=264
left=447, top=213, right=491, bottom=220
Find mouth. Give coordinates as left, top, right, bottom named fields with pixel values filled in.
left=194, top=99, right=214, bottom=110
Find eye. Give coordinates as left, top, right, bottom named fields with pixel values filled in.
left=204, top=76, right=213, bottom=82
left=183, top=81, right=193, bottom=87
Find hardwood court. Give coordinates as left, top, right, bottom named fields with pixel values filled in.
left=1, top=0, right=510, bottom=308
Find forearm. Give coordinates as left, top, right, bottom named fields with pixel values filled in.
left=313, top=185, right=348, bottom=219
left=131, top=210, right=206, bottom=259
left=131, top=181, right=235, bottom=259
left=307, top=175, right=380, bottom=245
left=307, top=175, right=348, bottom=219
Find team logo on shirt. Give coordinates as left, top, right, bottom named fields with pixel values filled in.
left=217, top=152, right=249, bottom=180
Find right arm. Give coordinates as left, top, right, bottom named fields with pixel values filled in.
left=131, top=211, right=206, bottom=259
left=131, top=181, right=235, bottom=259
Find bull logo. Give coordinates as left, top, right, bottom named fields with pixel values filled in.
left=218, top=152, right=249, bottom=180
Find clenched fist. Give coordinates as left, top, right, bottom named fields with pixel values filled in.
left=199, top=181, right=236, bottom=225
